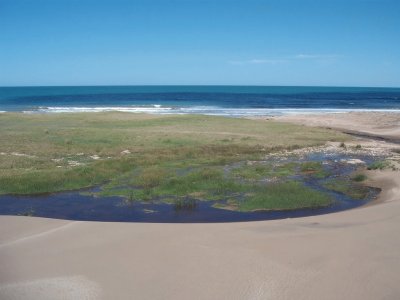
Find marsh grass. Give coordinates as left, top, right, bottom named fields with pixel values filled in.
left=352, top=174, right=367, bottom=182
left=232, top=162, right=297, bottom=180
left=367, top=160, right=390, bottom=170
left=174, top=198, right=197, bottom=211
left=145, top=168, right=244, bottom=200
left=0, top=112, right=348, bottom=212
left=238, top=181, right=332, bottom=211
left=322, top=178, right=369, bottom=200
left=300, top=161, right=329, bottom=178
left=0, top=158, right=135, bottom=194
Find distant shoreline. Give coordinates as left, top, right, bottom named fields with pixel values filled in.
left=0, top=107, right=399, bottom=117
left=1, top=85, right=399, bottom=115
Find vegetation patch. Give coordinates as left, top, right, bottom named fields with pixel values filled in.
left=97, top=165, right=336, bottom=211
left=300, top=161, right=329, bottom=178
left=352, top=173, right=367, bottom=182
left=0, top=113, right=346, bottom=196
left=0, top=113, right=359, bottom=212
left=322, top=178, right=369, bottom=200
left=367, top=160, right=390, bottom=170
left=232, top=162, right=298, bottom=180
left=141, top=168, right=244, bottom=201
left=238, top=181, right=332, bottom=211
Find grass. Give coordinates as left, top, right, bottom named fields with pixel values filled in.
left=133, top=167, right=244, bottom=201
left=97, top=164, right=335, bottom=211
left=322, top=178, right=369, bottom=200
left=173, top=198, right=197, bottom=211
left=0, top=112, right=346, bottom=195
left=0, top=112, right=352, bottom=211
left=352, top=173, right=367, bottom=182
left=300, top=161, right=329, bottom=178
left=238, top=181, right=332, bottom=211
left=0, top=158, right=136, bottom=194
left=232, top=162, right=298, bottom=180
left=367, top=160, right=390, bottom=170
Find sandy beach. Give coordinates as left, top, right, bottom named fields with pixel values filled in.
left=1, top=112, right=400, bottom=300
left=274, top=111, right=400, bottom=142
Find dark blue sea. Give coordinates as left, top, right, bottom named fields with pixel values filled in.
left=1, top=85, right=399, bottom=116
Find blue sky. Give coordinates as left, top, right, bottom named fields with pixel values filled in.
left=0, top=0, right=399, bottom=87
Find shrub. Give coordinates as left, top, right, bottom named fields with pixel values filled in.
left=352, top=174, right=367, bottom=182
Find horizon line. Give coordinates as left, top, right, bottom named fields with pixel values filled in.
left=1, top=84, right=400, bottom=89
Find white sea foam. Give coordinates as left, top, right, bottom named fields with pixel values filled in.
left=22, top=106, right=400, bottom=117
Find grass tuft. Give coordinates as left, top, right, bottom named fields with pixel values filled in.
left=352, top=174, right=367, bottom=182
left=367, top=160, right=390, bottom=170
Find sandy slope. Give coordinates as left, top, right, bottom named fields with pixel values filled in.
left=1, top=113, right=400, bottom=300
left=273, top=112, right=400, bottom=141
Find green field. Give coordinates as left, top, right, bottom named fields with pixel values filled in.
left=0, top=112, right=348, bottom=210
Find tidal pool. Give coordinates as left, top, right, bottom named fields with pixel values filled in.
left=0, top=151, right=381, bottom=223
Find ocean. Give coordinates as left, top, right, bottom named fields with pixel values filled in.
left=0, top=86, right=399, bottom=116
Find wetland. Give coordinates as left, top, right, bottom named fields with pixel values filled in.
left=0, top=112, right=387, bottom=222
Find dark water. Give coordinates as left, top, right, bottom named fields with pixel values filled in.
left=0, top=151, right=381, bottom=223
left=0, top=86, right=399, bottom=115
left=0, top=190, right=379, bottom=223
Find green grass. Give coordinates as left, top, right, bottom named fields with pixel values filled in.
left=97, top=164, right=336, bottom=211
left=322, top=178, right=369, bottom=200
left=367, top=160, right=390, bottom=170
left=238, top=181, right=332, bottom=211
left=300, top=161, right=329, bottom=178
left=0, top=112, right=352, bottom=211
left=0, top=112, right=346, bottom=196
left=352, top=173, right=367, bottom=182
left=137, top=167, right=244, bottom=201
left=0, top=158, right=136, bottom=194
left=232, top=162, right=298, bottom=180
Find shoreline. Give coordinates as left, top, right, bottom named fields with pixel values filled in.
left=1, top=106, right=400, bottom=116
left=0, top=111, right=399, bottom=299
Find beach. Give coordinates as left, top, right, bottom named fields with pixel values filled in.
left=274, top=111, right=400, bottom=142
left=0, top=112, right=399, bottom=299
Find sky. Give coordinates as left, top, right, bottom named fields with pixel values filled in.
left=0, top=0, right=399, bottom=87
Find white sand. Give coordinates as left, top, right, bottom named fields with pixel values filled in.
left=0, top=112, right=399, bottom=300
left=273, top=111, right=400, bottom=140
